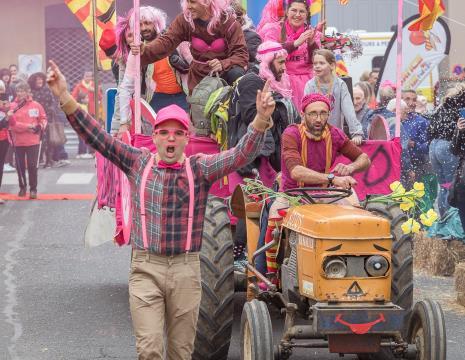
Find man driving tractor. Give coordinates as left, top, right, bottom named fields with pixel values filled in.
left=263, top=92, right=371, bottom=281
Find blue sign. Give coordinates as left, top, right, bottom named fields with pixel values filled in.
left=106, top=88, right=117, bottom=133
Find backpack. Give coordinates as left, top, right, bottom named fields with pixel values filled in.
left=204, top=77, right=242, bottom=150
left=187, top=74, right=227, bottom=136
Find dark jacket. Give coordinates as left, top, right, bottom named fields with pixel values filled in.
left=29, top=73, right=57, bottom=123
left=450, top=126, right=465, bottom=203
left=228, top=70, right=299, bottom=175
left=428, top=88, right=465, bottom=141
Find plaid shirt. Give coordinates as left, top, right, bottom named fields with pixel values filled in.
left=67, top=107, right=265, bottom=255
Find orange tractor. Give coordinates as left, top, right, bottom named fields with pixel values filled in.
left=227, top=186, right=446, bottom=360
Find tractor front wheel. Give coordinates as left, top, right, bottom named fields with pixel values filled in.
left=407, top=299, right=446, bottom=360
left=240, top=299, right=274, bottom=360
left=192, top=196, right=235, bottom=360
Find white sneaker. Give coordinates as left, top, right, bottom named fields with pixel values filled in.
left=3, top=164, right=15, bottom=172
left=0, top=198, right=5, bottom=205
left=81, top=153, right=94, bottom=159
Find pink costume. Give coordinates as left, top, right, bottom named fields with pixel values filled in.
left=259, top=21, right=321, bottom=110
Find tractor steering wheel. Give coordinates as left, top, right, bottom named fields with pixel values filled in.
left=284, top=187, right=352, bottom=205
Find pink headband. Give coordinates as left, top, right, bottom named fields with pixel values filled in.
left=301, top=93, right=331, bottom=112
left=257, top=46, right=284, bottom=55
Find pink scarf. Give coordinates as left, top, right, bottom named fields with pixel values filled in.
left=285, top=21, right=305, bottom=42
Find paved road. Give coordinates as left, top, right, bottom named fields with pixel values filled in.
left=0, top=160, right=464, bottom=359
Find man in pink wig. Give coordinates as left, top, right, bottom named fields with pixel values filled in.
left=132, top=0, right=249, bottom=92
left=230, top=41, right=300, bottom=269
left=118, top=6, right=191, bottom=136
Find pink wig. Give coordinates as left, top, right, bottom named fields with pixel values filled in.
left=115, top=13, right=131, bottom=64
left=180, top=0, right=235, bottom=36
left=129, top=6, right=167, bottom=34
left=257, top=0, right=285, bottom=33
left=256, top=41, right=292, bottom=98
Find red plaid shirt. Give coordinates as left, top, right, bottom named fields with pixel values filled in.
left=67, top=107, right=265, bottom=255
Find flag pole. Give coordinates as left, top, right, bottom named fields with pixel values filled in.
left=91, top=0, right=100, bottom=123
left=134, top=0, right=141, bottom=134
left=321, top=0, right=326, bottom=32
left=394, top=0, right=403, bottom=138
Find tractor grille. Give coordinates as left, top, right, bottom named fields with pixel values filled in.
left=288, top=231, right=298, bottom=288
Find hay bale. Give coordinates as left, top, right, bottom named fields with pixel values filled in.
left=413, top=233, right=458, bottom=276
left=413, top=232, right=432, bottom=271
left=455, top=262, right=465, bottom=307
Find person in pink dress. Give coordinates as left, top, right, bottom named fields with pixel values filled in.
left=259, top=0, right=323, bottom=109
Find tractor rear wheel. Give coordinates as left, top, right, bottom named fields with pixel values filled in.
left=240, top=299, right=274, bottom=360
left=407, top=299, right=446, bottom=360
left=192, top=196, right=235, bottom=360
left=358, top=201, right=414, bottom=360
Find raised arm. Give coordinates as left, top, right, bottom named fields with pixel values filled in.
left=46, top=60, right=140, bottom=174
left=139, top=14, right=188, bottom=67
left=198, top=80, right=275, bottom=182
left=118, top=54, right=137, bottom=132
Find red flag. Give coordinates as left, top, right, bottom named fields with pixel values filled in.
left=408, top=0, right=445, bottom=31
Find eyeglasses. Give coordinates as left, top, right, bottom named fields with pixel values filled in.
left=305, top=111, right=330, bottom=121
left=153, top=128, right=188, bottom=139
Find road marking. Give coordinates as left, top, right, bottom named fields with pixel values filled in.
left=2, top=208, right=32, bottom=359
left=56, top=173, right=94, bottom=185
left=0, top=193, right=94, bottom=201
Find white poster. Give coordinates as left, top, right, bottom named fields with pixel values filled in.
left=377, top=16, right=451, bottom=94
left=18, top=54, right=43, bottom=76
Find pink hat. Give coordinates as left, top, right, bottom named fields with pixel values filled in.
left=153, top=104, right=190, bottom=131
left=301, top=93, right=332, bottom=112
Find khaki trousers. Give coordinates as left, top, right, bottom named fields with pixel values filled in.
left=129, top=250, right=202, bottom=360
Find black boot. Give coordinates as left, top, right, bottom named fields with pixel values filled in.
left=18, top=188, right=26, bottom=197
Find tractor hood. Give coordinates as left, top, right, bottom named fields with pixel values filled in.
left=282, top=204, right=391, bottom=240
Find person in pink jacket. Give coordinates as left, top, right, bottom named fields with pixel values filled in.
left=9, top=81, right=47, bottom=198
left=259, top=0, right=323, bottom=110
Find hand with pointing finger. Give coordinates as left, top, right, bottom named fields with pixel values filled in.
left=253, top=80, right=275, bottom=132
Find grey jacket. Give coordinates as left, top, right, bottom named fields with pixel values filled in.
left=304, top=76, right=363, bottom=137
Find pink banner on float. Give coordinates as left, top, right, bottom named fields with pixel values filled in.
left=333, top=139, right=402, bottom=200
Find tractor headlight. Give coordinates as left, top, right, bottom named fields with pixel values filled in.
left=323, top=257, right=347, bottom=279
left=365, top=255, right=389, bottom=277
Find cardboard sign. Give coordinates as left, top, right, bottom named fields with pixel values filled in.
left=334, top=139, right=402, bottom=200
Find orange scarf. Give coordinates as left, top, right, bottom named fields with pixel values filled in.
left=298, top=123, right=332, bottom=188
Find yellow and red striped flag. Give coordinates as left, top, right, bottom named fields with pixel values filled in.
left=310, top=0, right=322, bottom=15
left=339, top=0, right=349, bottom=5
left=408, top=0, right=445, bottom=31
left=65, top=0, right=116, bottom=70
left=335, top=53, right=348, bottom=77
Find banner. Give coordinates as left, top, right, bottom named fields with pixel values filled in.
left=377, top=15, right=450, bottom=95
left=334, top=139, right=402, bottom=200
left=65, top=0, right=116, bottom=70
